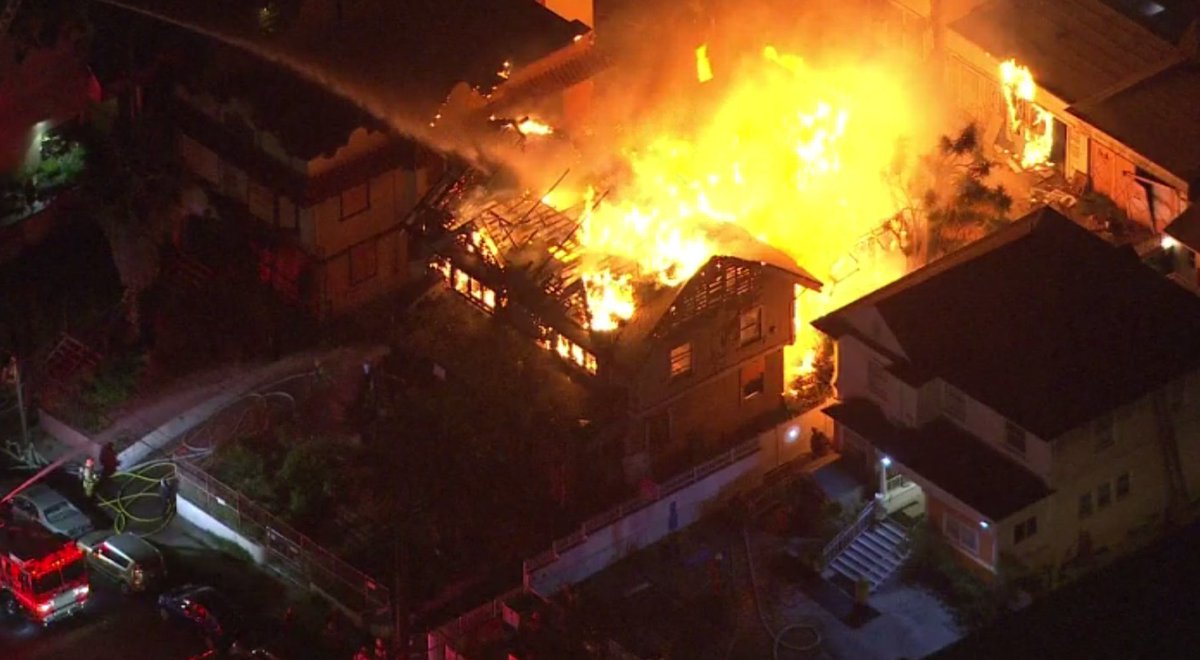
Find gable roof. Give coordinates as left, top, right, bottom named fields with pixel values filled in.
left=1069, top=60, right=1200, bottom=191
left=816, top=207, right=1200, bottom=439
left=949, top=0, right=1177, bottom=103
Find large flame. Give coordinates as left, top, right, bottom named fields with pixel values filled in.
left=564, top=44, right=917, bottom=384
left=999, top=59, right=1054, bottom=169
left=696, top=44, right=714, bottom=83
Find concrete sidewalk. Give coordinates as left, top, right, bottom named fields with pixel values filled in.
left=34, top=345, right=388, bottom=468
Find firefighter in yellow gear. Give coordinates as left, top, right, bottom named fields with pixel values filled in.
left=82, top=457, right=99, bottom=498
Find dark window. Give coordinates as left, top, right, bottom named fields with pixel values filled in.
left=741, top=356, right=765, bottom=400
left=1116, top=472, right=1131, bottom=499
left=1078, top=493, right=1093, bottom=519
left=1014, top=516, right=1037, bottom=544
left=742, top=374, right=764, bottom=399
left=1005, top=421, right=1027, bottom=454
left=1097, top=482, right=1112, bottom=509
left=349, top=241, right=378, bottom=285
left=738, top=307, right=762, bottom=345
left=340, top=182, right=370, bottom=219
left=1093, top=414, right=1115, bottom=451
left=669, top=343, right=692, bottom=378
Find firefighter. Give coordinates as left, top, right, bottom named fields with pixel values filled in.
left=159, top=476, right=178, bottom=515
left=373, top=637, right=389, bottom=660
left=99, top=442, right=119, bottom=480
left=353, top=646, right=371, bottom=660
left=81, top=457, right=98, bottom=498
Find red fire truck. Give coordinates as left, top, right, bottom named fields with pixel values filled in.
left=0, top=518, right=90, bottom=624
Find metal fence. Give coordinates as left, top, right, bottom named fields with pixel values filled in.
left=173, top=459, right=391, bottom=621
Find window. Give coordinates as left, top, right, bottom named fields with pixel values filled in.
left=943, top=516, right=979, bottom=556
left=738, top=307, right=762, bottom=345
left=1014, top=516, right=1037, bottom=544
left=1093, top=414, right=1115, bottom=451
left=868, top=359, right=890, bottom=401
left=1116, top=472, right=1131, bottom=500
left=943, top=383, right=966, bottom=422
left=669, top=343, right=693, bottom=378
left=340, top=182, right=370, bottom=219
left=1097, top=482, right=1112, bottom=510
left=349, top=241, right=378, bottom=285
left=1004, top=421, right=1027, bottom=455
left=98, top=545, right=131, bottom=569
left=1078, top=492, right=1093, bottom=519
left=742, top=357, right=765, bottom=400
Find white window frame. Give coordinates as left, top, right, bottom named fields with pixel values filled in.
left=943, top=515, right=979, bottom=557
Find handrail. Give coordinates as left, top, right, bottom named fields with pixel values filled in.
left=820, top=498, right=878, bottom=569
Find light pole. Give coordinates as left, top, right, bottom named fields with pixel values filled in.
left=3, top=356, right=29, bottom=448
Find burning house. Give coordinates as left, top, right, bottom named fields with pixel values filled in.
left=410, top=168, right=821, bottom=477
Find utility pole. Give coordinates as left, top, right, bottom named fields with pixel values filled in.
left=3, top=356, right=29, bottom=448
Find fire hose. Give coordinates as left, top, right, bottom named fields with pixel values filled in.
left=96, top=460, right=178, bottom=536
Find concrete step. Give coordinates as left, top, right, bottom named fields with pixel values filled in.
left=853, top=534, right=903, bottom=569
left=831, top=557, right=878, bottom=590
left=838, top=546, right=889, bottom=585
left=876, top=520, right=909, bottom=547
left=860, top=527, right=902, bottom=553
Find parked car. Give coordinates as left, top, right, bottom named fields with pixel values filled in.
left=8, top=484, right=94, bottom=539
left=158, top=584, right=244, bottom=651
left=76, top=530, right=166, bottom=594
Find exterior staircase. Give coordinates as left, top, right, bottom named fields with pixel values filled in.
left=827, top=518, right=911, bottom=592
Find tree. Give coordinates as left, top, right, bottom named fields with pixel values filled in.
left=78, top=115, right=186, bottom=341
left=919, top=123, right=1013, bottom=260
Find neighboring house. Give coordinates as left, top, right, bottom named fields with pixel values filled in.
left=411, top=173, right=821, bottom=479
left=1165, top=204, right=1200, bottom=288
left=880, top=0, right=1198, bottom=232
left=813, top=207, right=1200, bottom=580
left=104, top=0, right=592, bottom=317
left=170, top=42, right=434, bottom=317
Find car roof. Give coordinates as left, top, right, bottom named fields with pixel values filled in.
left=18, top=484, right=70, bottom=508
left=105, top=533, right=160, bottom=560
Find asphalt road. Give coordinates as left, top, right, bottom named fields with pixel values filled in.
left=1, top=577, right=207, bottom=660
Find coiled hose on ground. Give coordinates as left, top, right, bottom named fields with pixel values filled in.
left=96, top=460, right=179, bottom=536
left=741, top=526, right=823, bottom=659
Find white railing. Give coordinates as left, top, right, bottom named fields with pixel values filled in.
left=523, top=434, right=764, bottom=573
left=820, top=498, right=878, bottom=569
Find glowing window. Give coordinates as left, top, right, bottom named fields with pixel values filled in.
left=454, top=270, right=470, bottom=295
left=556, top=335, right=571, bottom=360
left=482, top=288, right=496, bottom=309
left=670, top=343, right=692, bottom=378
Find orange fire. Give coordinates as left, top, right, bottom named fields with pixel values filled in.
left=560, top=44, right=918, bottom=385
left=696, top=44, right=714, bottom=83
left=999, top=59, right=1053, bottom=169
left=516, top=117, right=555, bottom=136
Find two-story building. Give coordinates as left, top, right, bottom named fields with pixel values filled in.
left=106, top=0, right=593, bottom=317
left=410, top=170, right=821, bottom=479
left=813, top=207, right=1200, bottom=583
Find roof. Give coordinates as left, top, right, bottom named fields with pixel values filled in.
left=1098, top=0, right=1200, bottom=44
left=949, top=0, right=1177, bottom=103
left=1165, top=204, right=1200, bottom=251
left=103, top=0, right=588, bottom=137
left=175, top=37, right=386, bottom=161
left=1069, top=60, right=1200, bottom=190
left=824, top=399, right=1052, bottom=520
left=815, top=207, right=1200, bottom=439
